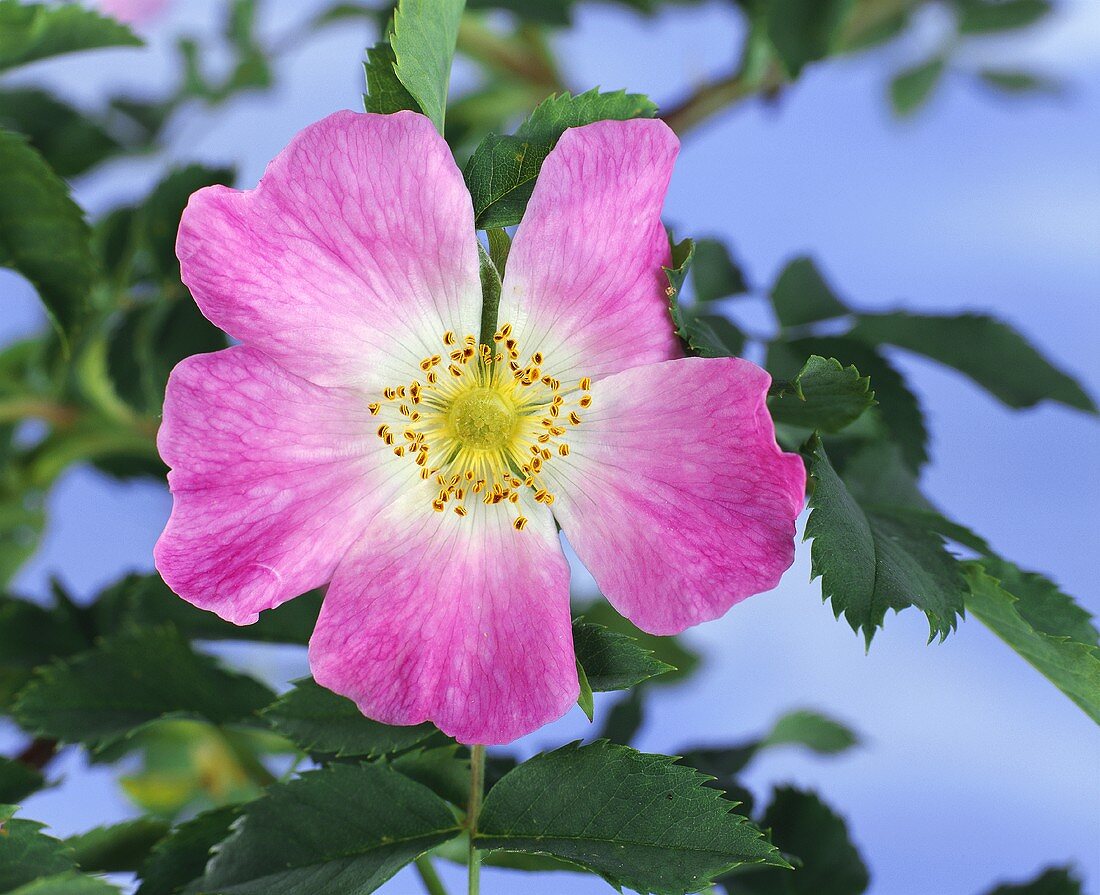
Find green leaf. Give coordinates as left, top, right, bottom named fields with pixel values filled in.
left=476, top=741, right=786, bottom=895
left=849, top=311, right=1095, bottom=412
left=575, top=659, right=594, bottom=721
left=803, top=436, right=964, bottom=644
left=977, top=69, right=1061, bottom=94
left=955, top=0, right=1052, bottom=34
left=466, top=0, right=574, bottom=25
left=770, top=257, right=849, bottom=329
left=65, top=818, right=170, bottom=874
left=363, top=41, right=419, bottom=115
left=720, top=787, right=869, bottom=895
left=596, top=689, right=645, bottom=745
left=142, top=165, right=235, bottom=281
left=12, top=626, right=275, bottom=750
left=890, top=56, right=946, bottom=116
left=390, top=0, right=466, bottom=134
left=135, top=807, right=239, bottom=895
left=0, top=758, right=44, bottom=804
left=766, top=0, right=854, bottom=78
left=572, top=619, right=674, bottom=692
left=964, top=560, right=1100, bottom=723
left=692, top=238, right=749, bottom=303
left=201, top=763, right=462, bottom=894
left=667, top=236, right=745, bottom=357
left=574, top=598, right=701, bottom=685
left=0, top=594, right=87, bottom=710
left=477, top=241, right=502, bottom=345
left=465, top=88, right=658, bottom=229
left=0, top=129, right=97, bottom=348
left=0, top=810, right=76, bottom=892
left=5, top=873, right=121, bottom=895
left=261, top=678, right=435, bottom=758
left=0, top=89, right=120, bottom=178
left=980, top=866, right=1082, bottom=895
left=769, top=355, right=874, bottom=433
left=0, top=1, right=141, bottom=72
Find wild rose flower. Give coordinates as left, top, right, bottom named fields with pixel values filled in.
left=155, top=110, right=806, bottom=744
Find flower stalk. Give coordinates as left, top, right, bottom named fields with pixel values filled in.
left=467, top=744, right=486, bottom=895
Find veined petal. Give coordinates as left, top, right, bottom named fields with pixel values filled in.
left=177, top=110, right=481, bottom=391
left=309, top=494, right=577, bottom=745
left=497, top=119, right=681, bottom=386
left=155, top=347, right=409, bottom=625
left=544, top=357, right=806, bottom=635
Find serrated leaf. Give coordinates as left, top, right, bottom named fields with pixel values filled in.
left=0, top=89, right=120, bottom=178
left=388, top=746, right=469, bottom=808
left=890, top=56, right=946, bottom=116
left=0, top=129, right=97, bottom=348
left=574, top=598, right=700, bottom=684
left=720, top=787, right=869, bottom=895
left=0, top=1, right=141, bottom=72
left=0, top=758, right=44, bottom=804
left=667, top=236, right=745, bottom=357
left=0, top=811, right=76, bottom=892
left=363, top=41, right=419, bottom=115
left=766, top=0, right=853, bottom=77
left=964, top=561, right=1100, bottom=724
left=65, top=818, right=170, bottom=873
left=464, top=88, right=658, bottom=229
left=849, top=311, right=1095, bottom=412
left=572, top=619, right=674, bottom=692
left=135, top=807, right=239, bottom=895
left=692, top=238, right=750, bottom=302
left=0, top=594, right=87, bottom=710
left=201, top=764, right=462, bottom=894
left=956, top=0, right=1052, bottom=34
left=769, top=356, right=874, bottom=433
left=12, top=626, right=275, bottom=751
left=977, top=69, right=1061, bottom=94
left=390, top=0, right=465, bottom=134
left=980, top=866, right=1082, bottom=895
left=770, top=257, right=849, bottom=329
left=803, top=436, right=965, bottom=644
left=261, top=678, right=434, bottom=759
left=476, top=741, right=786, bottom=895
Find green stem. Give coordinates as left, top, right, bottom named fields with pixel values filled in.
left=467, top=745, right=486, bottom=895
left=415, top=856, right=450, bottom=895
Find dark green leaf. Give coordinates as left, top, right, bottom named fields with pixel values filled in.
left=572, top=619, right=674, bottom=692
left=0, top=594, right=87, bottom=710
left=261, top=678, right=434, bottom=759
left=803, top=436, right=965, bottom=644
left=65, top=818, right=170, bottom=873
left=980, top=866, right=1082, bottom=895
left=574, top=598, right=700, bottom=684
left=956, top=0, right=1052, bottom=34
left=477, top=741, right=786, bottom=895
left=0, top=89, right=120, bottom=178
left=770, top=257, right=848, bottom=329
left=141, top=165, right=234, bottom=281
left=964, top=561, right=1100, bottom=723
left=201, top=763, right=462, bottom=894
left=388, top=746, right=469, bottom=808
left=720, top=787, right=869, bottom=895
left=466, top=0, right=574, bottom=25
left=849, top=312, right=1095, bottom=412
left=668, top=237, right=745, bottom=357
left=477, top=242, right=502, bottom=345
left=692, top=238, right=749, bottom=302
left=135, top=807, right=239, bottom=895
left=576, top=659, right=594, bottom=721
left=465, top=88, right=658, bottom=229
left=363, top=41, right=419, bottom=115
left=890, top=56, right=946, bottom=116
left=0, top=810, right=76, bottom=892
left=0, top=758, right=44, bottom=804
left=769, top=355, right=874, bottom=433
left=0, top=129, right=97, bottom=347
left=767, top=0, right=853, bottom=77
left=977, top=69, right=1061, bottom=94
left=390, top=0, right=465, bottom=134
left=596, top=689, right=645, bottom=745
left=0, top=1, right=140, bottom=72
left=4, top=873, right=120, bottom=895
left=12, top=626, right=275, bottom=750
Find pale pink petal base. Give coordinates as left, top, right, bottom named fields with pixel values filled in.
left=309, top=499, right=578, bottom=745
left=545, top=357, right=806, bottom=635
left=155, top=347, right=403, bottom=625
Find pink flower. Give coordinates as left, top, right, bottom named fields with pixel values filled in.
left=97, top=0, right=169, bottom=26
left=155, top=110, right=806, bottom=745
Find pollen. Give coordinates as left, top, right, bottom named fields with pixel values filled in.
left=368, top=324, right=592, bottom=531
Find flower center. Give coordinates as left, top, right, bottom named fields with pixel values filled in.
left=368, top=323, right=592, bottom=531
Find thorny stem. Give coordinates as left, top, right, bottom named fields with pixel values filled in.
left=415, top=856, right=450, bottom=895
left=467, top=745, right=486, bottom=895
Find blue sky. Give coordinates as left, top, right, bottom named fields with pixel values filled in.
left=1, top=1, right=1097, bottom=893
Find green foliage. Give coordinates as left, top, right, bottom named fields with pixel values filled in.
left=977, top=69, right=1060, bottom=95
left=692, top=238, right=750, bottom=303
left=803, top=436, right=964, bottom=643
left=0, top=593, right=87, bottom=710
left=769, top=355, right=874, bottom=433
left=200, top=764, right=462, bottom=894
left=0, top=758, right=44, bottom=804
left=575, top=598, right=701, bottom=685
left=12, top=626, right=275, bottom=751
left=464, top=88, right=657, bottom=229
left=0, top=129, right=97, bottom=348
left=770, top=257, right=848, bottom=329
left=135, top=807, right=239, bottom=895
left=261, top=678, right=435, bottom=758
left=890, top=56, right=946, bottom=116
left=766, top=0, right=853, bottom=78
left=363, top=41, right=420, bottom=115
left=65, top=818, right=170, bottom=874
left=0, top=810, right=80, bottom=892
left=0, top=89, right=120, bottom=178
left=849, top=312, right=1095, bottom=412
left=666, top=236, right=747, bottom=357
left=387, top=745, right=470, bottom=808
left=477, top=741, right=786, bottom=894
left=955, top=0, right=1052, bottom=34
left=964, top=561, right=1100, bottom=723
left=721, top=787, right=869, bottom=895
left=390, top=0, right=466, bottom=134
left=572, top=619, right=674, bottom=692
left=980, top=866, right=1083, bottom=895
left=0, top=1, right=140, bottom=72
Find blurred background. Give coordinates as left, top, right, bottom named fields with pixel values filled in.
left=0, top=0, right=1097, bottom=892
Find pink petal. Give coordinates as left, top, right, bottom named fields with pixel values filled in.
left=176, top=110, right=482, bottom=391
left=544, top=357, right=806, bottom=635
left=98, top=0, right=168, bottom=25
left=309, top=499, right=578, bottom=745
left=498, top=119, right=682, bottom=386
left=154, top=347, right=408, bottom=625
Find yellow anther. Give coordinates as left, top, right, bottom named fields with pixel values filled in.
left=368, top=402, right=381, bottom=415
left=500, top=322, right=513, bottom=337
left=450, top=349, right=465, bottom=362
left=443, top=331, right=456, bottom=346
left=427, top=370, right=438, bottom=384
left=513, top=516, right=528, bottom=531
left=579, top=377, right=591, bottom=390
left=432, top=499, right=446, bottom=512
left=454, top=505, right=468, bottom=517
left=531, top=352, right=544, bottom=365
left=558, top=443, right=570, bottom=457
left=377, top=425, right=390, bottom=438
left=549, top=405, right=560, bottom=418
left=393, top=446, right=404, bottom=457
left=568, top=411, right=582, bottom=426
left=396, top=385, right=406, bottom=397
left=383, top=387, right=397, bottom=400
left=448, top=364, right=463, bottom=377
left=400, top=404, right=411, bottom=417
left=579, top=395, right=592, bottom=408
